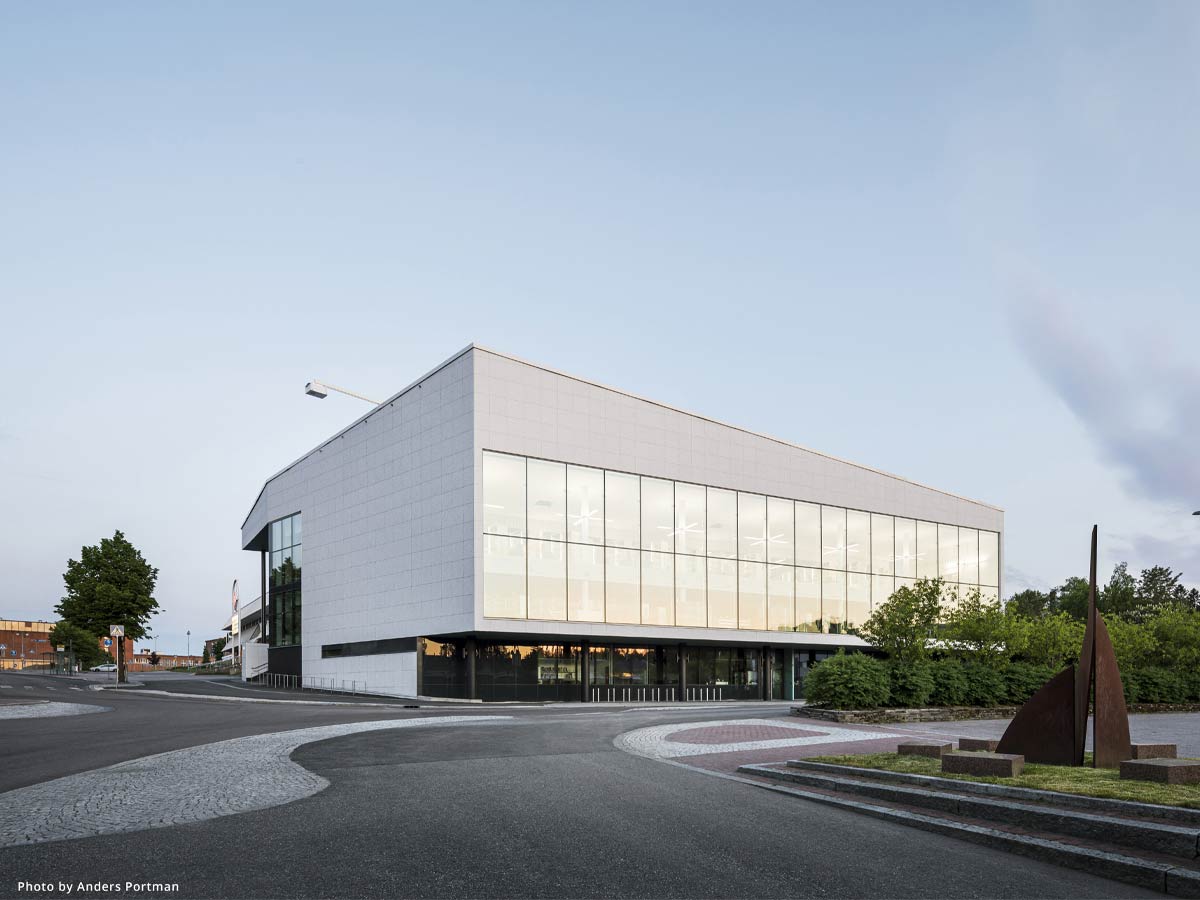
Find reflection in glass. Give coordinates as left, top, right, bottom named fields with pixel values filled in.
left=707, top=558, right=737, bottom=628
left=768, top=564, right=794, bottom=631
left=916, top=520, right=938, bottom=579
left=959, top=527, right=979, bottom=585
left=707, top=488, right=737, bottom=559
left=567, top=465, right=604, bottom=545
left=641, top=551, right=674, bottom=625
left=271, top=519, right=282, bottom=550
left=674, top=483, right=706, bottom=556
left=822, top=570, right=846, bottom=633
left=641, top=478, right=674, bottom=552
left=938, top=524, right=959, bottom=583
left=767, top=497, right=794, bottom=564
left=738, top=561, right=767, bottom=630
left=483, top=534, right=526, bottom=618
left=527, top=459, right=566, bottom=541
left=567, top=544, right=604, bottom=622
left=871, top=514, right=894, bottom=575
left=872, top=574, right=895, bottom=610
left=795, top=502, right=821, bottom=567
left=846, top=510, right=870, bottom=573
left=675, top=554, right=706, bottom=626
left=979, top=531, right=999, bottom=587
left=605, top=471, right=639, bottom=549
left=980, top=585, right=999, bottom=603
left=528, top=539, right=566, bottom=620
left=847, top=573, right=870, bottom=630
left=483, top=452, right=526, bottom=536
left=822, top=506, right=846, bottom=570
left=796, top=567, right=821, bottom=633
left=738, top=493, right=767, bottom=562
left=604, top=547, right=640, bottom=624
left=281, top=516, right=292, bottom=548
left=895, top=518, right=917, bottom=578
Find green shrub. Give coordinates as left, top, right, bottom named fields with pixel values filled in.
left=804, top=651, right=891, bottom=709
left=1003, top=662, right=1057, bottom=705
left=929, top=658, right=968, bottom=706
left=1126, top=667, right=1187, bottom=704
left=887, top=660, right=934, bottom=707
left=961, top=662, right=1007, bottom=706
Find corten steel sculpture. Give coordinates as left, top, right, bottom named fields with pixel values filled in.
left=996, top=526, right=1132, bottom=767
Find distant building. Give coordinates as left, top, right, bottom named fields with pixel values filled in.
left=0, top=619, right=55, bottom=670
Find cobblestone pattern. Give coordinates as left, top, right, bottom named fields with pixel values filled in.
left=798, top=706, right=1021, bottom=724
left=670, top=724, right=824, bottom=744
left=616, top=718, right=905, bottom=760
left=0, top=702, right=109, bottom=720
left=0, top=715, right=510, bottom=849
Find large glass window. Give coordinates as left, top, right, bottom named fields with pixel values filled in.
left=604, top=547, right=640, bottom=624
left=605, top=471, right=639, bottom=549
left=567, top=544, right=604, bottom=622
left=674, top=483, right=706, bottom=556
left=566, top=465, right=603, bottom=545
left=871, top=514, right=894, bottom=575
left=768, top=564, right=794, bottom=631
left=767, top=497, right=794, bottom=564
left=707, top=558, right=737, bottom=629
left=483, top=452, right=525, bottom=536
left=894, top=518, right=916, bottom=578
left=822, top=506, right=846, bottom=570
left=641, top=551, right=674, bottom=625
left=269, top=512, right=302, bottom=646
left=641, top=478, right=674, bottom=552
left=707, top=488, right=737, bottom=559
left=738, top=493, right=767, bottom=562
left=959, top=527, right=979, bottom=585
left=675, top=554, right=706, bottom=627
left=938, top=524, right=959, bottom=584
left=483, top=534, right=526, bottom=618
left=528, top=539, right=566, bottom=620
left=738, top=561, right=766, bottom=630
left=916, top=520, right=938, bottom=579
left=527, top=459, right=566, bottom=541
left=795, top=502, right=821, bottom=567
left=872, top=574, right=895, bottom=609
left=822, top=570, right=846, bottom=634
left=979, top=531, right=999, bottom=587
left=847, top=573, right=870, bottom=631
left=796, top=567, right=821, bottom=633
left=846, top=510, right=870, bottom=574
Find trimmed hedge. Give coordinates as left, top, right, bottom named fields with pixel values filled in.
left=887, top=660, right=934, bottom=707
left=804, top=651, right=890, bottom=709
left=929, top=658, right=968, bottom=706
left=1003, top=662, right=1057, bottom=705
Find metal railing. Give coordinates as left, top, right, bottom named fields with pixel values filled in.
left=251, top=673, right=369, bottom=696
left=591, top=685, right=677, bottom=703
left=686, top=686, right=725, bottom=701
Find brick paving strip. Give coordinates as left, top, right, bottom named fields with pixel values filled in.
left=0, top=701, right=109, bottom=720
left=0, top=715, right=511, bottom=849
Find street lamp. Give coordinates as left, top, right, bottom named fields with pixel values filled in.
left=186, top=630, right=190, bottom=659
left=304, top=380, right=381, bottom=405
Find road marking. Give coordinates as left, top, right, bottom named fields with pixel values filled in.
left=70, top=687, right=82, bottom=691
left=0, top=685, right=12, bottom=690
left=45, top=686, right=56, bottom=691
left=0, top=715, right=512, bottom=848
left=0, top=702, right=107, bottom=720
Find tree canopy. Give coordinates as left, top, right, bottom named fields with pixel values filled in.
left=48, top=620, right=112, bottom=670
left=56, top=530, right=159, bottom=642
left=854, top=578, right=942, bottom=662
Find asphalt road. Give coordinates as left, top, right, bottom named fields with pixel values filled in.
left=0, top=670, right=1156, bottom=899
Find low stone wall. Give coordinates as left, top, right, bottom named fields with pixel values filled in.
left=796, top=705, right=1020, bottom=724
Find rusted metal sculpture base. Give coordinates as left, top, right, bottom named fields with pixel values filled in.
left=997, top=525, right=1132, bottom=768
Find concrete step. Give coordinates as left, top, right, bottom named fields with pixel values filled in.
left=743, top=763, right=1200, bottom=860
left=736, top=763, right=1200, bottom=896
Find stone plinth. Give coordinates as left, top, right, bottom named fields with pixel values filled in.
left=898, top=742, right=952, bottom=759
left=1120, top=759, right=1200, bottom=784
left=1129, top=743, right=1178, bottom=760
left=958, top=738, right=999, bottom=752
left=942, top=751, right=1024, bottom=778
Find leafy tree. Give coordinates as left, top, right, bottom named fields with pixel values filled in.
left=1104, top=616, right=1158, bottom=673
left=1006, top=588, right=1050, bottom=619
left=1018, top=612, right=1085, bottom=669
left=211, top=637, right=228, bottom=659
left=1137, top=566, right=1200, bottom=618
left=1100, top=562, right=1137, bottom=618
left=48, top=620, right=108, bottom=670
left=942, top=587, right=1026, bottom=665
left=1146, top=607, right=1200, bottom=669
left=56, top=531, right=159, bottom=641
left=202, top=646, right=210, bottom=664
left=855, top=578, right=943, bottom=662
left=1048, top=576, right=1090, bottom=620
left=148, top=651, right=160, bottom=667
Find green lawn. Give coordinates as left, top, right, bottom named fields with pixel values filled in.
left=807, top=752, right=1200, bottom=809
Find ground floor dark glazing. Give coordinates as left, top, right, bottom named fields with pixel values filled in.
left=419, top=637, right=840, bottom=702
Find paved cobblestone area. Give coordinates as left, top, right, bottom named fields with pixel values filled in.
left=0, top=715, right=509, bottom=849
left=617, top=718, right=905, bottom=761
left=0, top=701, right=108, bottom=719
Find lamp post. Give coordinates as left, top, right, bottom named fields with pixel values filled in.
left=186, top=630, right=191, bottom=660
left=304, top=380, right=381, bottom=405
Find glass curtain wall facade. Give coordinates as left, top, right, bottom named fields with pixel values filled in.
left=483, top=451, right=999, bottom=633
left=269, top=513, right=302, bottom=647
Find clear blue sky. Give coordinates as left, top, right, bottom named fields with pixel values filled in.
left=2, top=2, right=1197, bottom=654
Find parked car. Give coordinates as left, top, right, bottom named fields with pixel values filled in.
left=89, top=663, right=117, bottom=672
